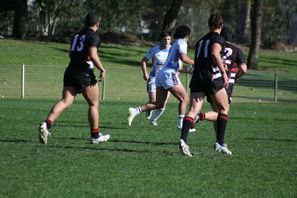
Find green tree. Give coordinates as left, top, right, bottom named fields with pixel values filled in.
left=0, top=0, right=27, bottom=39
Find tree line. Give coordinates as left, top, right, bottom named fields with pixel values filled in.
left=0, top=0, right=296, bottom=69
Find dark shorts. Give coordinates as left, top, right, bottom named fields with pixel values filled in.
left=206, top=83, right=234, bottom=104
left=190, top=77, right=224, bottom=95
left=206, top=91, right=232, bottom=104
left=63, top=67, right=97, bottom=93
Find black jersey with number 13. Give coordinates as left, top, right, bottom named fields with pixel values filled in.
left=68, top=28, right=101, bottom=73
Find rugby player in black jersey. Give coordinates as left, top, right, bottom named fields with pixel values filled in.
left=39, top=13, right=110, bottom=144
left=193, top=26, right=247, bottom=150
left=179, top=14, right=230, bottom=157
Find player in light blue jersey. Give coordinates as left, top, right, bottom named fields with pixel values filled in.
left=141, top=31, right=172, bottom=124
left=128, top=26, right=194, bottom=129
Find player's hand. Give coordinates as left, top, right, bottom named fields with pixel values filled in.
left=222, top=72, right=228, bottom=87
left=99, top=70, right=105, bottom=81
left=224, top=64, right=228, bottom=71
left=143, top=73, right=149, bottom=81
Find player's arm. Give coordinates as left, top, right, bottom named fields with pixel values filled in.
left=235, top=63, right=247, bottom=81
left=178, top=64, right=193, bottom=74
left=211, top=43, right=228, bottom=86
left=180, top=53, right=194, bottom=65
left=89, top=46, right=105, bottom=80
left=235, top=48, right=247, bottom=81
left=141, top=57, right=150, bottom=81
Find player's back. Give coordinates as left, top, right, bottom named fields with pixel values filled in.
left=193, top=32, right=225, bottom=79
left=162, top=39, right=187, bottom=72
left=69, top=28, right=101, bottom=72
left=223, top=42, right=244, bottom=71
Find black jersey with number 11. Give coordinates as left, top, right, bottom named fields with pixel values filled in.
left=193, top=32, right=225, bottom=80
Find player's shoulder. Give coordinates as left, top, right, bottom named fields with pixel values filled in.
left=212, top=32, right=224, bottom=43
left=227, top=42, right=243, bottom=53
left=149, top=44, right=162, bottom=53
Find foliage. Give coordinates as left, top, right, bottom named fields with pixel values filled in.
left=0, top=0, right=296, bottom=46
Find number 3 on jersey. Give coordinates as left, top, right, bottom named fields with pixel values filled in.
left=71, top=34, right=86, bottom=52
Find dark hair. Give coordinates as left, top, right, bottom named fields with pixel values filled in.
left=221, top=26, right=232, bottom=41
left=208, top=14, right=224, bottom=30
left=159, top=30, right=172, bottom=40
left=84, top=13, right=99, bottom=27
left=173, top=25, right=191, bottom=39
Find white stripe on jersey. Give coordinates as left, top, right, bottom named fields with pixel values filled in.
left=229, top=79, right=235, bottom=84
left=212, top=73, right=222, bottom=80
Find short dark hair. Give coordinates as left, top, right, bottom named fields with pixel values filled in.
left=221, top=26, right=232, bottom=41
left=173, top=25, right=191, bottom=39
left=208, top=14, right=224, bottom=30
left=84, top=13, right=99, bottom=27
left=160, top=30, right=172, bottom=40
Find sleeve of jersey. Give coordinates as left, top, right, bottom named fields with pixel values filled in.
left=88, top=33, right=101, bottom=48
left=179, top=40, right=187, bottom=54
left=216, top=36, right=225, bottom=48
left=236, top=48, right=246, bottom=65
left=145, top=46, right=157, bottom=60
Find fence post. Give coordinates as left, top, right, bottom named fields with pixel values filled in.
left=274, top=69, right=278, bottom=102
left=21, top=63, right=25, bottom=99
left=101, top=67, right=106, bottom=101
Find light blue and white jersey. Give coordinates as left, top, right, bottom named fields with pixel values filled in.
left=162, top=38, right=187, bottom=72
left=144, top=44, right=171, bottom=77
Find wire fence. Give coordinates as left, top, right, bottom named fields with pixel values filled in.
left=0, top=64, right=297, bottom=103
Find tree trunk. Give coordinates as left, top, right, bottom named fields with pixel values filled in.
left=247, top=0, right=262, bottom=69
left=162, top=0, right=184, bottom=31
left=12, top=0, right=27, bottom=39
left=236, top=0, right=251, bottom=44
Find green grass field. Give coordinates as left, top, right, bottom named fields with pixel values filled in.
left=0, top=39, right=297, bottom=197
left=1, top=99, right=297, bottom=197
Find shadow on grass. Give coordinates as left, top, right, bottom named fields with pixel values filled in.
left=36, top=144, right=176, bottom=156
left=0, top=139, right=34, bottom=143
left=245, top=137, right=297, bottom=143
left=54, top=121, right=126, bottom=130
left=234, top=95, right=297, bottom=103
left=62, top=137, right=177, bottom=146
left=110, top=139, right=177, bottom=146
left=260, top=56, right=297, bottom=68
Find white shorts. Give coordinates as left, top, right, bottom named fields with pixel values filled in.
left=147, top=76, right=156, bottom=93
left=156, top=69, right=181, bottom=90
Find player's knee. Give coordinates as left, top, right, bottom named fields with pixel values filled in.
left=178, top=96, right=188, bottom=103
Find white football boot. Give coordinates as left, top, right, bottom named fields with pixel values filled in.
left=214, top=142, right=232, bottom=155
left=91, top=133, right=111, bottom=144
left=179, top=139, right=192, bottom=157
left=127, top=108, right=138, bottom=126
left=39, top=122, right=50, bottom=144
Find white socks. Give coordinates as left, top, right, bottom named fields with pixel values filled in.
left=150, top=108, right=165, bottom=124
left=178, top=115, right=185, bottom=129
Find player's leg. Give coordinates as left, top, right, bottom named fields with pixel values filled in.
left=128, top=87, right=168, bottom=126
left=146, top=78, right=156, bottom=119
left=169, top=84, right=188, bottom=129
left=180, top=92, right=204, bottom=143
left=212, top=88, right=231, bottom=154
left=146, top=91, right=156, bottom=119
left=39, top=87, right=76, bottom=144
left=150, top=90, right=170, bottom=126
left=82, top=84, right=110, bottom=143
